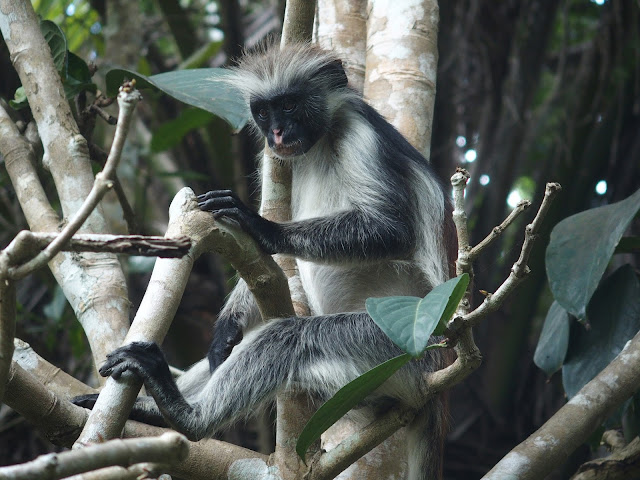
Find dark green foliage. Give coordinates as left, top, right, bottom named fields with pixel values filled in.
left=533, top=301, right=570, bottom=377
left=562, top=266, right=640, bottom=399
left=10, top=20, right=96, bottom=110
left=546, top=188, right=640, bottom=321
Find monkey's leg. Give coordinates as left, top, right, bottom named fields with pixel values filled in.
left=96, top=313, right=425, bottom=441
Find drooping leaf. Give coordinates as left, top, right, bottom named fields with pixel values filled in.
left=295, top=353, right=413, bottom=462
left=562, top=265, right=640, bottom=399
left=40, top=20, right=68, bottom=77
left=533, top=301, right=571, bottom=377
left=105, top=68, right=248, bottom=131
left=546, top=188, right=640, bottom=320
left=365, top=274, right=469, bottom=356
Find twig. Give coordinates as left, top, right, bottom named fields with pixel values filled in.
left=8, top=84, right=142, bottom=281
left=4, top=231, right=190, bottom=259
left=457, top=182, right=561, bottom=330
left=87, top=142, right=139, bottom=234
left=469, top=200, right=531, bottom=261
left=89, top=104, right=117, bottom=125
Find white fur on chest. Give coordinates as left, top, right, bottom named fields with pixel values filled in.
left=291, top=150, right=350, bottom=221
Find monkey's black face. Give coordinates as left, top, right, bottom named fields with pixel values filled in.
left=250, top=90, right=328, bottom=158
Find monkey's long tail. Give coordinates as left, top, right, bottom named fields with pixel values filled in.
left=406, top=394, right=448, bottom=480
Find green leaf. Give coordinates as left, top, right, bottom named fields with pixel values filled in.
left=546, top=188, right=640, bottom=320
left=533, top=301, right=570, bottom=377
left=365, top=274, right=469, bottom=356
left=151, top=108, right=214, bottom=152
left=562, top=265, right=640, bottom=399
left=433, top=273, right=470, bottom=335
left=40, top=20, right=68, bottom=77
left=63, top=52, right=97, bottom=98
left=9, top=87, right=28, bottom=110
left=295, top=353, right=413, bottom=461
left=105, top=68, right=248, bottom=131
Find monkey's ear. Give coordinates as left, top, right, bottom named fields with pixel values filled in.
left=319, top=59, right=349, bottom=89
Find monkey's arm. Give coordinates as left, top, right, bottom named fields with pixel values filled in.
left=198, top=190, right=415, bottom=262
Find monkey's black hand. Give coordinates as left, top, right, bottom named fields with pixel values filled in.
left=198, top=190, right=281, bottom=254
left=72, top=393, right=99, bottom=410
left=99, top=341, right=173, bottom=388
left=72, top=389, right=168, bottom=428
left=207, top=314, right=243, bottom=373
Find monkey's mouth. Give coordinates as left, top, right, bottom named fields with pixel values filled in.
left=270, top=142, right=306, bottom=158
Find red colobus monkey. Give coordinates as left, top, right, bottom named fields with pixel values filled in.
left=76, top=43, right=455, bottom=480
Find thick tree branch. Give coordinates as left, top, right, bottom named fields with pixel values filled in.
left=0, top=432, right=188, bottom=480
left=484, top=329, right=640, bottom=480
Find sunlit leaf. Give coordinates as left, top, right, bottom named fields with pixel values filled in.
left=105, top=68, right=248, bottom=131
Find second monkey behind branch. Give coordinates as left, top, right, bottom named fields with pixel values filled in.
left=76, top=43, right=456, bottom=480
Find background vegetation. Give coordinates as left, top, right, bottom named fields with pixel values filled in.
left=1, top=0, right=639, bottom=478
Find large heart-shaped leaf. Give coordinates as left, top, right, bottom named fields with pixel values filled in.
left=546, top=188, right=640, bottom=320
left=105, top=68, right=248, bottom=131
left=365, top=274, right=469, bottom=356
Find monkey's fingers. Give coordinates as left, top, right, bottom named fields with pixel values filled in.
left=197, top=190, right=235, bottom=202
left=198, top=195, right=242, bottom=213
left=72, top=393, right=99, bottom=409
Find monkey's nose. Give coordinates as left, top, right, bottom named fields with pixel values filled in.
left=273, top=128, right=284, bottom=146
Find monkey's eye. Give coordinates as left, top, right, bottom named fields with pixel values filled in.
left=257, top=108, right=268, bottom=120
left=282, top=101, right=296, bottom=113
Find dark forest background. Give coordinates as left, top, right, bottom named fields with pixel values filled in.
left=1, top=1, right=639, bottom=478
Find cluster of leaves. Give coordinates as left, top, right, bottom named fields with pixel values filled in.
left=11, top=20, right=96, bottom=110
left=535, top=188, right=640, bottom=438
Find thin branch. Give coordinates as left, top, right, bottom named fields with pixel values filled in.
left=8, top=85, right=142, bottom=281
left=87, top=142, right=139, bottom=234
left=310, top=407, right=415, bottom=480
left=458, top=182, right=561, bottom=330
left=469, top=199, right=531, bottom=261
left=0, top=279, right=16, bottom=404
left=89, top=104, right=117, bottom=125
left=4, top=231, right=190, bottom=259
